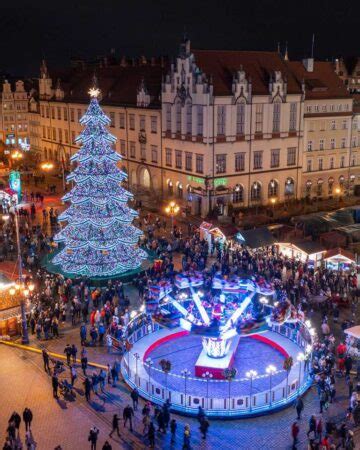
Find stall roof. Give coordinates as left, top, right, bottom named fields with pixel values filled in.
left=236, top=227, right=276, bottom=249
left=291, top=240, right=326, bottom=255
left=324, top=247, right=355, bottom=263
left=345, top=325, right=360, bottom=339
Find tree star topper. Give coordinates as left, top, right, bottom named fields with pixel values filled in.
left=88, top=87, right=100, bottom=98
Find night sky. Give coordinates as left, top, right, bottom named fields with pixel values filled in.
left=1, top=0, right=359, bottom=76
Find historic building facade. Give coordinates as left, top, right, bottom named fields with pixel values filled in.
left=335, top=57, right=360, bottom=93
left=34, top=40, right=360, bottom=217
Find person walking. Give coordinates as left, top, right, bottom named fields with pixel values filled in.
left=123, top=404, right=134, bottom=432
left=307, top=415, right=316, bottom=438
left=52, top=375, right=59, bottom=399
left=148, top=422, right=155, bottom=448
left=199, top=417, right=209, bottom=439
left=64, top=344, right=72, bottom=365
left=130, top=388, right=139, bottom=411
left=84, top=377, right=92, bottom=402
left=291, top=421, right=299, bottom=449
left=88, top=427, right=99, bottom=450
left=22, top=408, right=33, bottom=431
left=70, top=365, right=77, bottom=387
left=71, top=344, right=78, bottom=364
left=109, top=414, right=120, bottom=438
left=42, top=349, right=50, bottom=373
left=102, top=442, right=112, bottom=450
left=183, top=424, right=191, bottom=450
left=170, top=418, right=177, bottom=444
left=295, top=396, right=304, bottom=420
left=81, top=354, right=88, bottom=376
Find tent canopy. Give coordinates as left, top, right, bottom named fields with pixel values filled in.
left=345, top=326, right=360, bottom=339
left=235, top=227, right=276, bottom=249
left=324, top=247, right=355, bottom=264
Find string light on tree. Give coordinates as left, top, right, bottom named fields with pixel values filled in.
left=52, top=80, right=146, bottom=277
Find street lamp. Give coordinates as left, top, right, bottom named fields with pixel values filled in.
left=297, top=353, right=305, bottom=393
left=165, top=201, right=180, bottom=230
left=41, top=162, right=54, bottom=171
left=181, top=369, right=190, bottom=410
left=11, top=150, right=23, bottom=161
left=266, top=365, right=277, bottom=406
left=246, top=369, right=257, bottom=412
left=202, top=371, right=213, bottom=410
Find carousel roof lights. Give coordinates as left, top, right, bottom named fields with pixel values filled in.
left=266, top=365, right=277, bottom=374
left=297, top=352, right=305, bottom=362
left=246, top=370, right=258, bottom=378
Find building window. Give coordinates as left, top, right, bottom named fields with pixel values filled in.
left=71, top=131, right=76, bottom=143
left=251, top=182, right=261, bottom=201
left=150, top=116, right=157, bottom=133
left=186, top=102, right=192, bottom=135
left=328, top=177, right=334, bottom=195
left=151, top=145, right=158, bottom=163
left=216, top=154, right=226, bottom=174
left=110, top=112, right=115, bottom=128
left=175, top=150, right=182, bottom=169
left=130, top=141, right=135, bottom=158
left=197, top=105, right=203, bottom=136
left=235, top=152, right=245, bottom=172
left=77, top=109, right=82, bottom=122
left=42, top=126, right=46, bottom=138
left=236, top=102, right=246, bottom=135
left=185, top=152, right=192, bottom=171
left=341, top=138, right=346, bottom=148
left=217, top=106, right=226, bottom=135
left=63, top=108, right=68, bottom=121
left=57, top=107, right=61, bottom=120
left=289, top=102, right=297, bottom=131
left=342, top=119, right=348, bottom=130
left=120, top=139, right=126, bottom=156
left=52, top=128, right=56, bottom=140
left=331, top=120, right=336, bottom=130
left=233, top=185, right=244, bottom=203
left=270, top=149, right=280, bottom=168
left=166, top=104, right=171, bottom=131
left=319, top=139, right=325, bottom=150
left=268, top=179, right=278, bottom=197
left=58, top=129, right=62, bottom=142
left=140, top=143, right=146, bottom=160
left=129, top=114, right=135, bottom=130
left=307, top=159, right=312, bottom=172
left=196, top=154, right=204, bottom=173
left=317, top=179, right=324, bottom=196
left=51, top=107, right=55, bottom=119
left=340, top=156, right=345, bottom=168
left=70, top=109, right=74, bottom=122
left=255, top=104, right=263, bottom=133
left=318, top=158, right=323, bottom=171
left=64, top=130, right=69, bottom=143
left=330, top=157, right=334, bottom=169
left=253, top=151, right=263, bottom=170
left=339, top=175, right=345, bottom=187
left=168, top=180, right=173, bottom=195
left=119, top=113, right=125, bottom=129
left=307, top=141, right=313, bottom=152
left=40, top=105, right=44, bottom=117
left=177, top=183, right=183, bottom=199
left=175, top=102, right=181, bottom=133
left=165, top=148, right=172, bottom=166
left=285, top=178, right=295, bottom=196
left=351, top=155, right=356, bottom=166
left=272, top=100, right=281, bottom=133
left=139, top=115, right=145, bottom=131
left=330, top=138, right=336, bottom=149
left=287, top=147, right=296, bottom=166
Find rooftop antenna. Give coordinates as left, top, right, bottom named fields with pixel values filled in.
left=311, top=33, right=315, bottom=58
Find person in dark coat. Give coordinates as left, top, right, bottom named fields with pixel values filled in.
left=102, top=442, right=112, bottom=450
left=42, top=349, right=50, bottom=373
left=84, top=377, right=91, bottom=402
left=130, top=388, right=139, bottom=411
left=52, top=375, right=59, bottom=398
left=156, top=410, right=166, bottom=433
left=147, top=422, right=155, bottom=448
left=199, top=417, right=209, bottom=439
left=71, top=344, right=78, bottom=364
left=123, top=404, right=134, bottom=431
left=81, top=355, right=88, bottom=376
left=88, top=427, right=99, bottom=450
left=22, top=408, right=33, bottom=431
left=9, top=412, right=21, bottom=430
left=170, top=418, right=177, bottom=444
left=345, top=355, right=353, bottom=376
left=64, top=344, right=72, bottom=365
left=109, top=414, right=120, bottom=438
left=295, top=396, right=304, bottom=419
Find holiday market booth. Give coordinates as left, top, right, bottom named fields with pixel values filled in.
left=234, top=227, right=277, bottom=250
left=345, top=326, right=360, bottom=360
left=199, top=221, right=238, bottom=251
left=323, top=248, right=356, bottom=271
left=277, top=240, right=326, bottom=268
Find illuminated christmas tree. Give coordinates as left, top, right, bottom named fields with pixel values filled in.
left=53, top=83, right=146, bottom=277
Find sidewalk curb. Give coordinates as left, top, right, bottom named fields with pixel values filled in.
left=0, top=340, right=107, bottom=370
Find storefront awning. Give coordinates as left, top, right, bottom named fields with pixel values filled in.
left=235, top=227, right=276, bottom=249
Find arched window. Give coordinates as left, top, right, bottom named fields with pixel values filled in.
left=273, top=98, right=281, bottom=133
left=317, top=178, right=324, bottom=196
left=328, top=177, right=334, bottom=195
left=44, top=148, right=48, bottom=160
left=185, top=102, right=192, bottom=135
left=339, top=175, right=345, bottom=188
left=175, top=101, right=181, bottom=133
left=49, top=149, right=53, bottom=160
left=177, top=182, right=183, bottom=198
left=268, top=179, right=278, bottom=198
left=251, top=182, right=261, bottom=201
left=236, top=100, right=246, bottom=135
left=306, top=180, right=312, bottom=196
left=168, top=180, right=173, bottom=195
left=233, top=184, right=244, bottom=203
left=285, top=177, right=295, bottom=196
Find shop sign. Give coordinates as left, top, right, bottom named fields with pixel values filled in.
left=214, top=177, right=228, bottom=187
left=187, top=175, right=204, bottom=185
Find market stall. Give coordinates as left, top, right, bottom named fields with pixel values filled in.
left=277, top=240, right=326, bottom=268
left=234, top=227, right=276, bottom=250
left=345, top=326, right=360, bottom=360
left=199, top=221, right=238, bottom=252
left=324, top=248, right=356, bottom=271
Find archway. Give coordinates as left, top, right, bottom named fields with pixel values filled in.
left=138, top=167, right=151, bottom=189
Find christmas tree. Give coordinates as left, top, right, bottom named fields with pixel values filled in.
left=52, top=84, right=147, bottom=277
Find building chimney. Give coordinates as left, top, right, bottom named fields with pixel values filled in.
left=302, top=58, right=314, bottom=72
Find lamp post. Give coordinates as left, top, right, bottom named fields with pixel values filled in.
left=246, top=369, right=257, bottom=412
left=202, top=371, right=213, bottom=410
left=165, top=201, right=180, bottom=231
left=181, top=369, right=190, bottom=410
left=297, top=352, right=305, bottom=394
left=146, top=357, right=153, bottom=397
left=266, top=365, right=277, bottom=407
left=223, top=368, right=237, bottom=412
left=5, top=214, right=34, bottom=345
left=41, top=162, right=54, bottom=191
left=11, top=150, right=23, bottom=168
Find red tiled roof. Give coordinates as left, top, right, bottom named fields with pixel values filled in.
left=192, top=50, right=302, bottom=95
left=285, top=61, right=350, bottom=100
